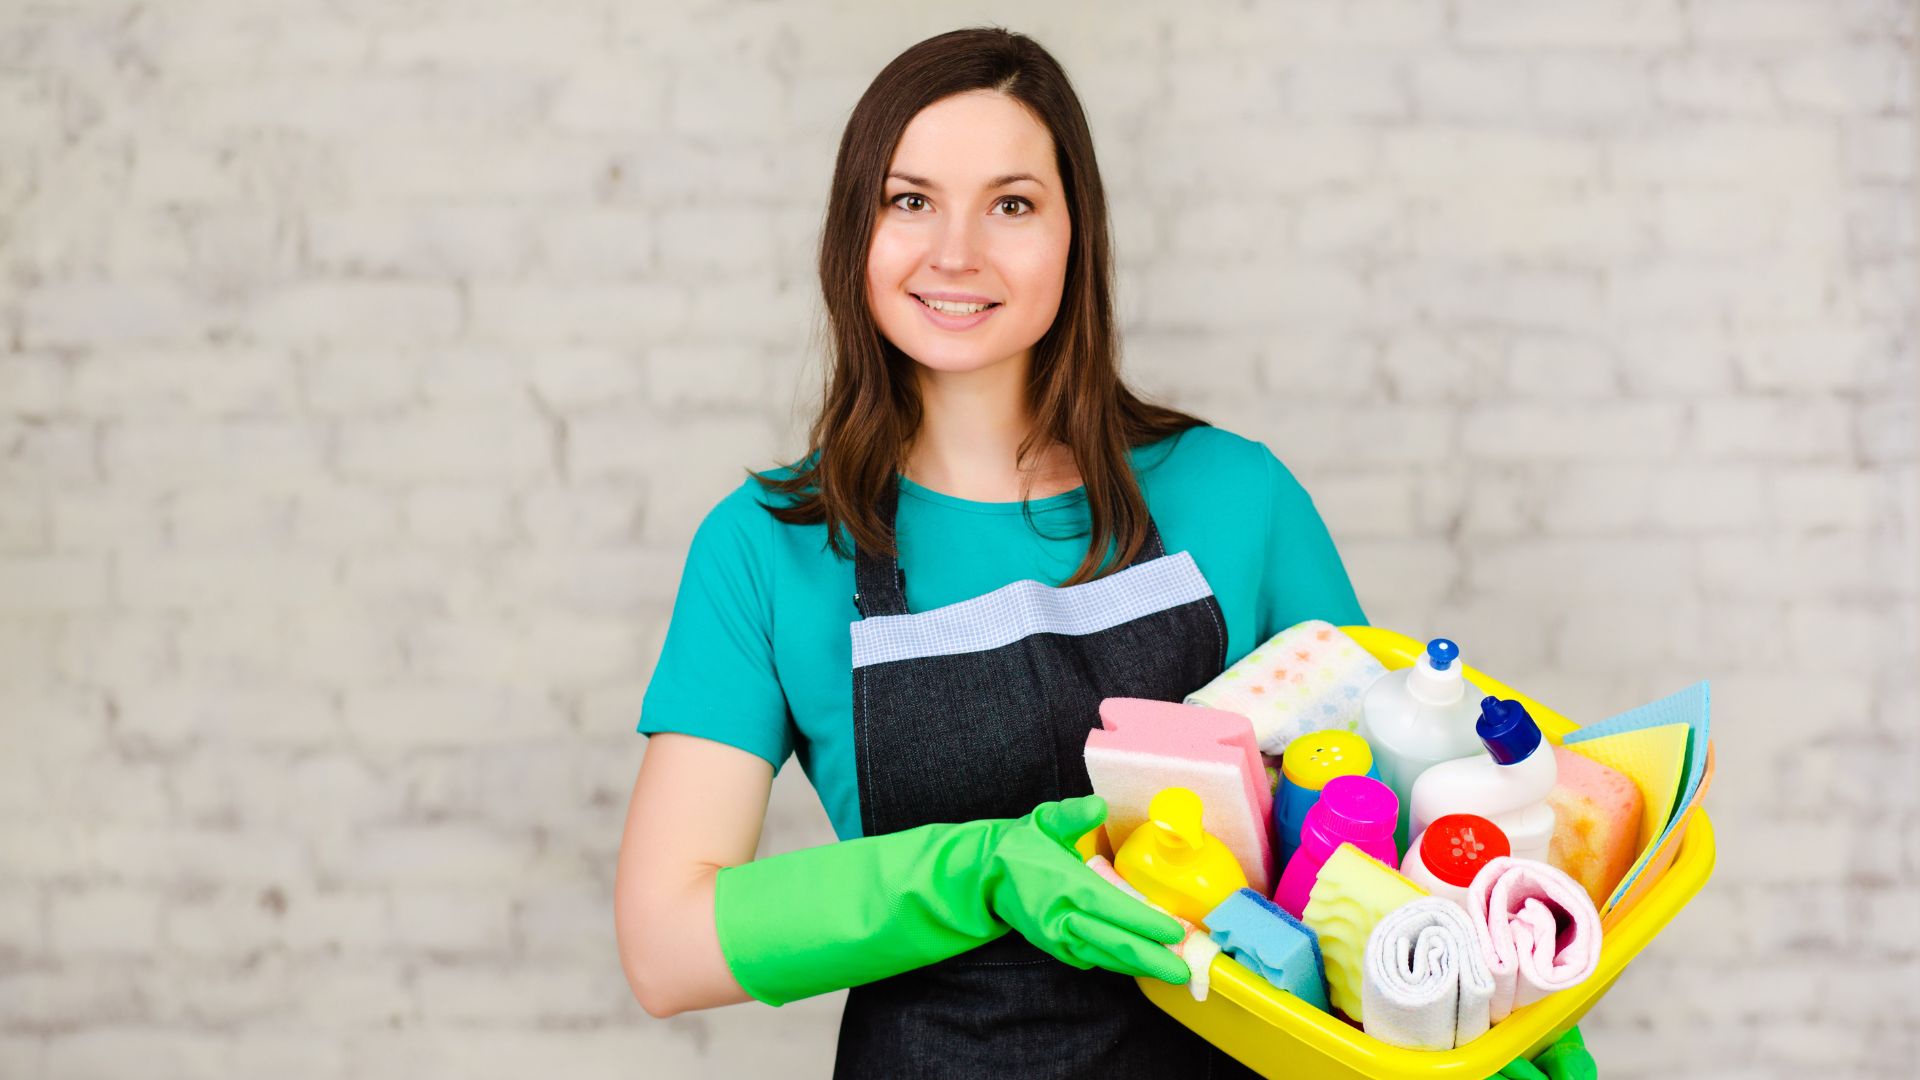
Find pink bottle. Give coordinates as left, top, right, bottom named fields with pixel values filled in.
left=1271, top=773, right=1400, bottom=918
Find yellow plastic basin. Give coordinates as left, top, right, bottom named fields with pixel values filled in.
left=1138, top=625, right=1716, bottom=1080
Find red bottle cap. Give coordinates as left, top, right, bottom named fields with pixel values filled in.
left=1419, top=814, right=1510, bottom=888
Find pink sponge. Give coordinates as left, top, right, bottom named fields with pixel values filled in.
left=1546, top=744, right=1644, bottom=909
left=1084, top=698, right=1275, bottom=893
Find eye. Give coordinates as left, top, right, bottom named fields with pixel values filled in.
left=994, top=197, right=1034, bottom=217
left=889, top=193, right=929, bottom=213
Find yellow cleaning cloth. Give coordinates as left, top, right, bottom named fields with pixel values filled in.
left=1301, top=844, right=1428, bottom=1021
left=1605, top=740, right=1716, bottom=929
left=1563, top=723, right=1690, bottom=915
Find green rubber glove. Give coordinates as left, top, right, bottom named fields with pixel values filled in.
left=714, top=794, right=1191, bottom=1005
left=1493, top=1026, right=1598, bottom=1080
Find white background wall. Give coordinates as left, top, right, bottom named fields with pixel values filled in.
left=1, top=1, right=1915, bottom=1077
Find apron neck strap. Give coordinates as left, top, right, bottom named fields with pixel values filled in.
left=853, top=475, right=910, bottom=618
left=852, top=473, right=1168, bottom=619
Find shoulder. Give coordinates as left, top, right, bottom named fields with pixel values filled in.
left=686, top=453, right=837, bottom=584
left=1137, top=423, right=1298, bottom=493
left=700, top=451, right=815, bottom=528
left=683, top=467, right=791, bottom=565
left=698, top=476, right=772, bottom=535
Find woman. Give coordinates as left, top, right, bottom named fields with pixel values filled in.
left=616, top=27, right=1366, bottom=1078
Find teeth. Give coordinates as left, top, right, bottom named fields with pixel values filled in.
left=918, top=296, right=993, bottom=316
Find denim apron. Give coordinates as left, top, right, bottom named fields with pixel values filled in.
left=833, top=476, right=1262, bottom=1079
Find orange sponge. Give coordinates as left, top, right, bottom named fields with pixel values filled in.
left=1546, top=745, right=1643, bottom=909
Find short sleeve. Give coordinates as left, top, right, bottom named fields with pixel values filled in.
left=1257, top=447, right=1369, bottom=638
left=637, top=480, right=794, bottom=772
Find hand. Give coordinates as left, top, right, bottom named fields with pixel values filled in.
left=714, top=792, right=1192, bottom=1005
left=983, top=795, right=1192, bottom=984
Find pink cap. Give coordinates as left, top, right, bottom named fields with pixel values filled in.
left=1313, top=774, right=1399, bottom=842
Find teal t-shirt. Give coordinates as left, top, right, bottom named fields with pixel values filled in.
left=637, top=425, right=1369, bottom=840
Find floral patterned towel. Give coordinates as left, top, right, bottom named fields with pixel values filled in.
left=1185, top=620, right=1387, bottom=754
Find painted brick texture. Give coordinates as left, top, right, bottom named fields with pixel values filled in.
left=2, top=2, right=1914, bottom=1077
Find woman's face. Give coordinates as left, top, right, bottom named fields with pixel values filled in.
left=866, top=91, right=1072, bottom=379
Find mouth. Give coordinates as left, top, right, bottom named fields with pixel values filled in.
left=912, top=293, right=1001, bottom=317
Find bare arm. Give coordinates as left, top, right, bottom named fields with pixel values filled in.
left=615, top=732, right=775, bottom=1017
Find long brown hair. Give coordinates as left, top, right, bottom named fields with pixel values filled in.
left=755, top=26, right=1207, bottom=585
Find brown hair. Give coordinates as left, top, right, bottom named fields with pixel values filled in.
left=755, top=26, right=1206, bottom=585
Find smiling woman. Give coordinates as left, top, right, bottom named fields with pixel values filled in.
left=619, top=25, right=1367, bottom=1080
left=754, top=26, right=1205, bottom=580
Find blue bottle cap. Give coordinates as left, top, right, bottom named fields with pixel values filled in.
left=1425, top=638, right=1460, bottom=672
left=1476, top=696, right=1541, bottom=765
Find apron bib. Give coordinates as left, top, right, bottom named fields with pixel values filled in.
left=834, top=476, right=1259, bottom=1079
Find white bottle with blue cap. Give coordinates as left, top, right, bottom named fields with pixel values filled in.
left=1358, top=637, right=1487, bottom=852
left=1408, top=696, right=1559, bottom=866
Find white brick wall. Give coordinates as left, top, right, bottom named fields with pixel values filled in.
left=1, top=2, right=1914, bottom=1078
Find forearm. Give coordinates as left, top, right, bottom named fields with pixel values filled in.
left=714, top=822, right=1012, bottom=1006
left=625, top=794, right=1186, bottom=1015
left=711, top=799, right=1190, bottom=1007
left=618, top=858, right=753, bottom=1018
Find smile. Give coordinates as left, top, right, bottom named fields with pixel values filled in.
left=914, top=294, right=999, bottom=316
left=911, top=293, right=1002, bottom=330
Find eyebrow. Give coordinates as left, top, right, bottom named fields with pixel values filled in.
left=886, top=171, right=1046, bottom=191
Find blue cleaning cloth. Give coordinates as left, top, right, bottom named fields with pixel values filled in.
left=1562, top=681, right=1711, bottom=905
left=1206, top=887, right=1329, bottom=1012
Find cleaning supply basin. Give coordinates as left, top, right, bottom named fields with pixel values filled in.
left=1137, top=625, right=1716, bottom=1080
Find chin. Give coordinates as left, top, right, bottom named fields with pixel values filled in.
left=901, top=341, right=1019, bottom=375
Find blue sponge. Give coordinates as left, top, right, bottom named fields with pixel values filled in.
left=1205, top=887, right=1329, bottom=1012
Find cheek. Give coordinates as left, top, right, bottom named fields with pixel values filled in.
left=1000, top=223, right=1071, bottom=310
left=866, top=226, right=918, bottom=292
left=865, top=235, right=905, bottom=328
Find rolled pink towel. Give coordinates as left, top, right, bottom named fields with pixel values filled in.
left=1463, top=857, right=1602, bottom=1022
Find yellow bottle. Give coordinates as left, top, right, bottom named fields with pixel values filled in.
left=1113, top=787, right=1250, bottom=925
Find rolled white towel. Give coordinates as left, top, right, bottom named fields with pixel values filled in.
left=1361, top=897, right=1495, bottom=1050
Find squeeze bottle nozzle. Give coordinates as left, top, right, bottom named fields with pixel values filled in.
left=1407, top=638, right=1468, bottom=705
left=1148, top=787, right=1206, bottom=856
left=1476, top=696, right=1543, bottom=765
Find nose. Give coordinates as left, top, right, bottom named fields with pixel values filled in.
left=930, top=213, right=982, bottom=273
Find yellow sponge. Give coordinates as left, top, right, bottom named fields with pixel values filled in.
left=1301, top=843, right=1428, bottom=1021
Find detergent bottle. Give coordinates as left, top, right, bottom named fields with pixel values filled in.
left=1408, top=697, right=1558, bottom=865
left=1271, top=773, right=1399, bottom=919
left=1358, top=637, right=1486, bottom=851
left=1401, top=813, right=1511, bottom=910
left=1112, top=787, right=1249, bottom=926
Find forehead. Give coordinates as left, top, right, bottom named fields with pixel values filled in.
left=888, top=91, right=1059, bottom=185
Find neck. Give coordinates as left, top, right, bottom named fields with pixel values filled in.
left=905, top=351, right=1079, bottom=503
